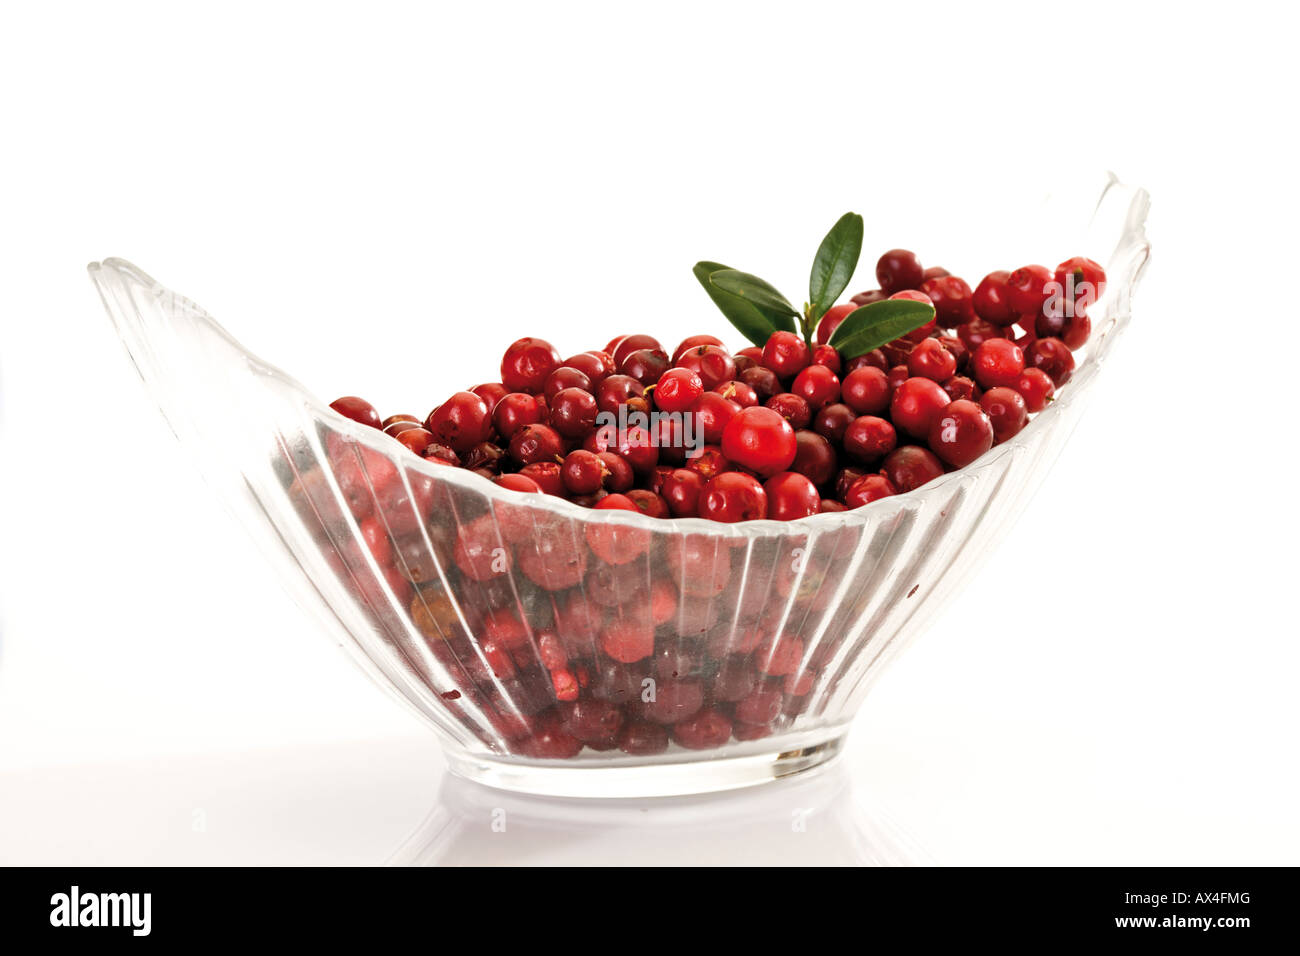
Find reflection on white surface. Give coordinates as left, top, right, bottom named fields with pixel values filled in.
left=389, top=761, right=927, bottom=866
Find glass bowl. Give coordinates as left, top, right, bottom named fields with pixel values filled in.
left=89, top=177, right=1149, bottom=797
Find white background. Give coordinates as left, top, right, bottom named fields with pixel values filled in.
left=1, top=1, right=1298, bottom=864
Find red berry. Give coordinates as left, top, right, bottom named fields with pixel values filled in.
left=561, top=698, right=623, bottom=743
left=625, top=488, right=669, bottom=518
left=563, top=350, right=615, bottom=384
left=1015, top=368, right=1055, bottom=412
left=672, top=708, right=733, bottom=750
left=890, top=376, right=951, bottom=439
left=971, top=338, right=1025, bottom=389
left=600, top=617, right=655, bottom=663
left=811, top=344, right=842, bottom=374
left=956, top=317, right=1006, bottom=351
left=495, top=472, right=542, bottom=495
left=1005, top=265, right=1053, bottom=322
left=928, top=399, right=994, bottom=468
left=843, top=415, right=897, bottom=464
left=585, top=493, right=652, bottom=564
left=519, top=461, right=564, bottom=495
left=614, top=425, right=658, bottom=473
left=493, top=392, right=545, bottom=440
left=1024, top=337, right=1076, bottom=386
left=655, top=367, right=704, bottom=413
left=690, top=392, right=739, bottom=444
left=508, top=422, right=565, bottom=465
left=330, top=396, right=381, bottom=429
left=700, top=472, right=767, bottom=523
left=764, top=471, right=820, bottom=521
left=761, top=331, right=810, bottom=378
left=972, top=270, right=1016, bottom=326
left=815, top=302, right=857, bottom=345
left=661, top=468, right=706, bottom=518
left=791, top=364, right=841, bottom=409
left=979, top=387, right=1029, bottom=444
left=812, top=402, right=855, bottom=444
left=561, top=449, right=607, bottom=495
left=841, top=366, right=892, bottom=415
left=686, top=445, right=731, bottom=481
left=501, top=337, right=562, bottom=393
left=672, top=334, right=725, bottom=365
left=1060, top=312, right=1091, bottom=350
left=594, top=374, right=646, bottom=414
left=612, top=334, right=663, bottom=370
left=844, top=474, right=898, bottom=507
left=395, top=426, right=435, bottom=455
left=1053, top=256, right=1106, bottom=319
left=942, top=375, right=980, bottom=403
left=920, top=275, right=974, bottom=328
left=676, top=345, right=736, bottom=390
left=720, top=406, right=797, bottom=477
left=543, top=366, right=593, bottom=401
left=850, top=288, right=886, bottom=307
left=715, top=379, right=759, bottom=408
left=426, top=391, right=492, bottom=453
left=597, top=451, right=634, bottom=492
left=469, top=383, right=509, bottom=414
left=765, top=392, right=813, bottom=429
left=549, top=386, right=599, bottom=438
left=791, top=429, right=837, bottom=486
left=907, top=337, right=957, bottom=382
left=620, top=348, right=670, bottom=387
left=876, top=249, right=924, bottom=294
left=882, top=445, right=945, bottom=492
left=738, top=365, right=781, bottom=401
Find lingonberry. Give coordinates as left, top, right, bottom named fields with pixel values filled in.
left=887, top=364, right=910, bottom=391
left=844, top=473, right=899, bottom=507
left=330, top=396, right=381, bottom=429
left=594, top=374, right=646, bottom=414
left=738, top=365, right=781, bottom=401
left=847, top=349, right=889, bottom=374
left=493, top=392, right=546, bottom=441
left=613, top=425, right=658, bottom=473
left=662, top=467, right=706, bottom=518
left=766, top=392, right=813, bottom=429
left=715, top=379, right=759, bottom=408
left=543, top=366, right=593, bottom=402
left=1015, top=368, right=1055, bottom=412
left=495, top=472, right=542, bottom=496
left=811, top=344, right=842, bottom=374
left=972, top=270, right=1016, bottom=326
left=625, top=487, right=669, bottom=518
left=1061, top=312, right=1091, bottom=350
left=956, top=317, right=1006, bottom=351
left=1034, top=304, right=1067, bottom=339
left=835, top=466, right=868, bottom=500
left=563, top=350, right=615, bottom=384
left=889, top=290, right=938, bottom=342
left=672, top=708, right=733, bottom=750
left=700, top=472, right=767, bottom=522
left=381, top=413, right=421, bottom=436
left=979, top=387, right=1029, bottom=444
left=764, top=471, right=821, bottom=521
left=665, top=535, right=732, bottom=598
left=426, top=391, right=492, bottom=453
left=890, top=376, right=951, bottom=439
left=920, top=275, right=974, bottom=328
left=639, top=679, right=704, bottom=724
left=843, top=415, right=898, bottom=464
left=676, top=344, right=736, bottom=390
left=618, top=720, right=669, bottom=756
left=469, top=382, right=509, bottom=413
left=690, top=392, right=739, bottom=444
left=561, top=449, right=608, bottom=495
left=672, top=334, right=725, bottom=364
left=518, top=712, right=582, bottom=759
left=942, top=375, right=980, bottom=403
left=929, top=399, right=994, bottom=468
left=813, top=402, right=855, bottom=444
left=597, top=451, right=634, bottom=492
left=882, top=445, right=945, bottom=492
left=549, top=386, right=598, bottom=438
left=841, top=366, right=892, bottom=416
left=612, top=334, right=663, bottom=370
left=1005, top=264, right=1053, bottom=322
left=621, top=348, right=670, bottom=387
left=876, top=248, right=924, bottom=294
left=791, top=364, right=841, bottom=409
left=686, top=445, right=731, bottom=481
left=815, top=302, right=857, bottom=345
left=585, top=493, right=652, bottom=564
left=501, top=337, right=562, bottom=393
left=655, top=367, right=705, bottom=413
left=761, top=330, right=811, bottom=378
left=395, top=426, right=436, bottom=455
left=850, top=288, right=887, bottom=307
left=923, top=265, right=951, bottom=280
left=791, top=429, right=838, bottom=486
left=1024, top=337, right=1075, bottom=386
left=721, top=405, right=797, bottom=476
left=508, top=422, right=565, bottom=466
left=519, top=461, right=564, bottom=496
left=907, top=337, right=958, bottom=382
left=653, top=415, right=688, bottom=466
left=1053, top=256, right=1106, bottom=319
left=971, top=338, right=1025, bottom=389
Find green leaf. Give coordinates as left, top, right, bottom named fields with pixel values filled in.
left=808, top=212, right=863, bottom=321
left=707, top=270, right=800, bottom=318
left=692, top=262, right=796, bottom=347
left=827, top=298, right=936, bottom=358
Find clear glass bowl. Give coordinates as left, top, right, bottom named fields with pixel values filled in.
left=89, top=176, right=1150, bottom=797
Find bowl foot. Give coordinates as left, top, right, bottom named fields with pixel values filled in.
left=443, top=733, right=846, bottom=798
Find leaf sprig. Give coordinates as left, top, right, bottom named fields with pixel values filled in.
left=693, top=213, right=935, bottom=359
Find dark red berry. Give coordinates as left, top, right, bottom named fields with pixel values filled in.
left=672, top=334, right=725, bottom=364
left=493, top=392, right=546, bottom=441
left=956, top=317, right=1006, bottom=351
left=597, top=450, right=634, bottom=492
left=1024, top=337, right=1075, bottom=386
left=618, top=720, right=669, bottom=755
left=662, top=467, right=706, bottom=518
left=672, top=708, right=733, bottom=750
left=543, top=366, right=593, bottom=402
left=594, top=374, right=645, bottom=414
left=549, top=386, right=598, bottom=438
left=1005, top=265, right=1053, bottom=322
left=882, top=445, right=945, bottom=492
left=972, top=270, right=1016, bottom=326
left=920, top=275, right=974, bottom=327
left=812, top=402, right=855, bottom=444
left=928, top=399, right=994, bottom=468
left=850, top=288, right=887, bottom=307
left=501, top=337, right=562, bottom=393
left=843, top=415, right=897, bottom=464
left=469, top=384, right=509, bottom=414
left=690, top=392, right=739, bottom=444
left=1015, top=368, right=1055, bottom=412
left=876, top=248, right=924, bottom=294
left=738, top=365, right=781, bottom=401
left=841, top=366, right=892, bottom=415
left=612, top=334, right=663, bottom=370
left=1053, top=256, right=1106, bottom=319
left=676, top=345, right=736, bottom=390
left=508, top=422, right=565, bottom=465
left=625, top=488, right=669, bottom=518
left=942, top=375, right=980, bottom=403
left=561, top=449, right=607, bottom=495
left=563, top=350, right=615, bottom=384
left=765, top=392, right=813, bottom=430
left=791, top=429, right=837, bottom=486
left=621, top=348, right=670, bottom=387
left=330, top=396, right=381, bottom=429
left=426, top=391, right=492, bottom=453
left=519, top=461, right=564, bottom=495
left=979, top=387, right=1029, bottom=444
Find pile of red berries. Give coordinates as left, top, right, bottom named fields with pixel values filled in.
left=331, top=249, right=1104, bottom=521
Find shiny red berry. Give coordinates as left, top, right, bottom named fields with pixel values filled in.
left=672, top=334, right=725, bottom=365
left=549, top=386, right=598, bottom=438
left=844, top=474, right=898, bottom=507
left=791, top=429, right=837, bottom=486
left=815, top=302, right=856, bottom=345
left=764, top=471, right=820, bottom=520
left=426, top=391, right=492, bottom=453
left=543, top=366, right=593, bottom=402
left=655, top=367, right=704, bottom=413
left=876, top=248, right=924, bottom=294
left=907, top=337, right=957, bottom=382
left=560, top=449, right=607, bottom=495
left=493, top=392, right=545, bottom=440
left=765, top=392, right=813, bottom=429
left=1053, top=256, right=1106, bottom=319
left=920, top=275, right=974, bottom=328
left=972, top=270, right=1016, bottom=326
left=1005, top=265, right=1053, bottom=322
left=762, top=331, right=811, bottom=379
left=612, top=334, right=663, bottom=370
left=661, top=467, right=706, bottom=518
left=1024, top=337, right=1075, bottom=386
left=882, top=445, right=945, bottom=492
left=812, top=402, right=855, bottom=444
left=621, top=348, right=670, bottom=387
left=979, top=387, right=1029, bottom=444
left=330, top=396, right=381, bottom=429
left=563, top=350, right=615, bottom=384
left=594, top=374, right=646, bottom=414
left=890, top=376, right=950, bottom=439
left=720, top=405, right=797, bottom=476
left=690, top=392, right=739, bottom=445
left=676, top=345, right=736, bottom=390
left=1015, top=368, right=1055, bottom=412
left=791, top=364, right=841, bottom=409
left=508, top=422, right=565, bottom=465
left=928, top=399, right=994, bottom=468
left=500, top=337, right=562, bottom=393
left=841, top=366, right=892, bottom=415
left=843, top=415, right=897, bottom=464
left=971, top=338, right=1025, bottom=389
left=700, top=472, right=767, bottom=522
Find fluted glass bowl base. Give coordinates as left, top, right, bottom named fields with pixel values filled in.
left=444, top=732, right=847, bottom=798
